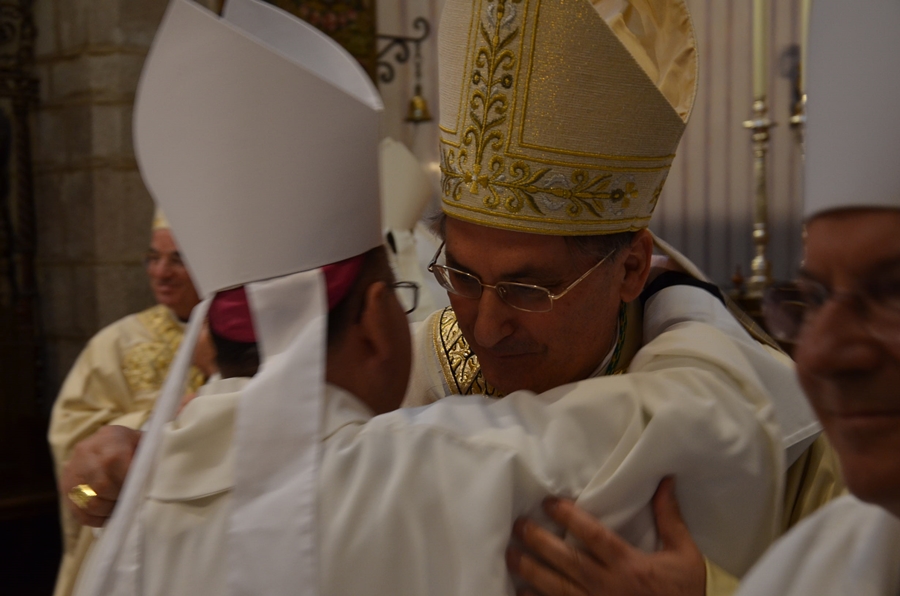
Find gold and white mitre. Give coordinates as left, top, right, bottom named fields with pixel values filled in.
left=151, top=207, right=170, bottom=231
left=804, top=0, right=900, bottom=219
left=74, top=2, right=383, bottom=596
left=438, top=0, right=697, bottom=235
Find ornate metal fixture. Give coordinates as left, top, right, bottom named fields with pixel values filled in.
left=738, top=0, right=776, bottom=302
left=404, top=36, right=431, bottom=123
left=742, top=100, right=776, bottom=299
left=376, top=17, right=430, bottom=85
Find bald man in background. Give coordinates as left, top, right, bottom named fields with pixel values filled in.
left=48, top=211, right=211, bottom=596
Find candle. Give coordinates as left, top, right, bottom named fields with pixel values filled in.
left=753, top=0, right=769, bottom=99
left=800, top=0, right=811, bottom=95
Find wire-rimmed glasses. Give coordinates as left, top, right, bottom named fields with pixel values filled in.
left=763, top=277, right=900, bottom=345
left=427, top=242, right=613, bottom=313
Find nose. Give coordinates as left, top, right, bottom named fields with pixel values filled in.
left=148, top=256, right=175, bottom=280
left=471, top=287, right=516, bottom=349
left=794, top=298, right=882, bottom=377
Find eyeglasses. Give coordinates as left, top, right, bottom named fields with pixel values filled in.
left=763, top=276, right=900, bottom=344
left=427, top=242, right=613, bottom=313
left=391, top=281, right=420, bottom=315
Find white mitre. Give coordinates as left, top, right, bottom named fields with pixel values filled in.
left=74, top=1, right=383, bottom=596
left=804, top=0, right=900, bottom=219
left=379, top=138, right=438, bottom=320
left=380, top=137, right=432, bottom=232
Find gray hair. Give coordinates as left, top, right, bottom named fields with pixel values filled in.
left=429, top=211, right=635, bottom=265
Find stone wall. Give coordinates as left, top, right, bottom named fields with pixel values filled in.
left=32, top=0, right=219, bottom=403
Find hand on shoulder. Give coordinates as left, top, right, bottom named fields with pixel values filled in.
left=506, top=477, right=705, bottom=596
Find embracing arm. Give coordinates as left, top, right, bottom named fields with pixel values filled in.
left=507, top=477, right=707, bottom=596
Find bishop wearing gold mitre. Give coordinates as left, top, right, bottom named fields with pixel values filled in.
left=403, top=0, right=842, bottom=591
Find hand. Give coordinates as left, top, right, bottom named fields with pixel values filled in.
left=506, top=477, right=705, bottom=596
left=60, top=425, right=142, bottom=527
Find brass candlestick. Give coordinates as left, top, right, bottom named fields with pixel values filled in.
left=743, top=99, right=776, bottom=298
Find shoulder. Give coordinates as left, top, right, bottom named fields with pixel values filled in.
left=80, top=304, right=174, bottom=349
left=85, top=308, right=148, bottom=344
left=737, top=496, right=900, bottom=596
left=70, top=309, right=154, bottom=368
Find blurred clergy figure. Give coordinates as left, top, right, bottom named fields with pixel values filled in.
left=48, top=210, right=207, bottom=596
left=738, top=0, right=900, bottom=593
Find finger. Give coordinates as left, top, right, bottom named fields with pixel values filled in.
left=514, top=517, right=599, bottom=587
left=65, top=495, right=114, bottom=527
left=543, top=498, right=629, bottom=564
left=78, top=495, right=116, bottom=519
left=76, top=467, right=126, bottom=501
left=92, top=432, right=141, bottom=498
left=69, top=509, right=109, bottom=528
left=69, top=426, right=141, bottom=491
left=64, top=485, right=116, bottom=516
left=507, top=545, right=588, bottom=596
left=652, top=477, right=693, bottom=551
left=101, top=450, right=137, bottom=494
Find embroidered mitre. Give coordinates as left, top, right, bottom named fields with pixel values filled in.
left=438, top=0, right=697, bottom=235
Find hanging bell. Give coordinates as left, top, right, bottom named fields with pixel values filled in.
left=405, top=85, right=432, bottom=123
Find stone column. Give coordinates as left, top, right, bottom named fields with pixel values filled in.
left=33, top=0, right=178, bottom=400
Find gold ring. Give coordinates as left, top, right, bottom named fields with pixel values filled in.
left=68, top=484, right=98, bottom=510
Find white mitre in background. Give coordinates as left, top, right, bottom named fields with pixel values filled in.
left=803, top=0, right=900, bottom=219
left=379, top=137, right=445, bottom=320
left=738, top=1, right=900, bottom=592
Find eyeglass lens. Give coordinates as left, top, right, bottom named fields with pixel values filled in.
left=432, top=265, right=553, bottom=312
left=763, top=279, right=900, bottom=345
left=393, top=282, right=419, bottom=314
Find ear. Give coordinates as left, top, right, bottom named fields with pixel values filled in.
left=619, top=229, right=653, bottom=303
left=325, top=281, right=397, bottom=407
left=355, top=281, right=397, bottom=367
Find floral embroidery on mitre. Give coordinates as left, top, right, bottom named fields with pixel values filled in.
left=438, top=0, right=688, bottom=234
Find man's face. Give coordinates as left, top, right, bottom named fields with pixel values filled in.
left=146, top=229, right=200, bottom=321
left=795, top=209, right=900, bottom=515
left=444, top=217, right=623, bottom=395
